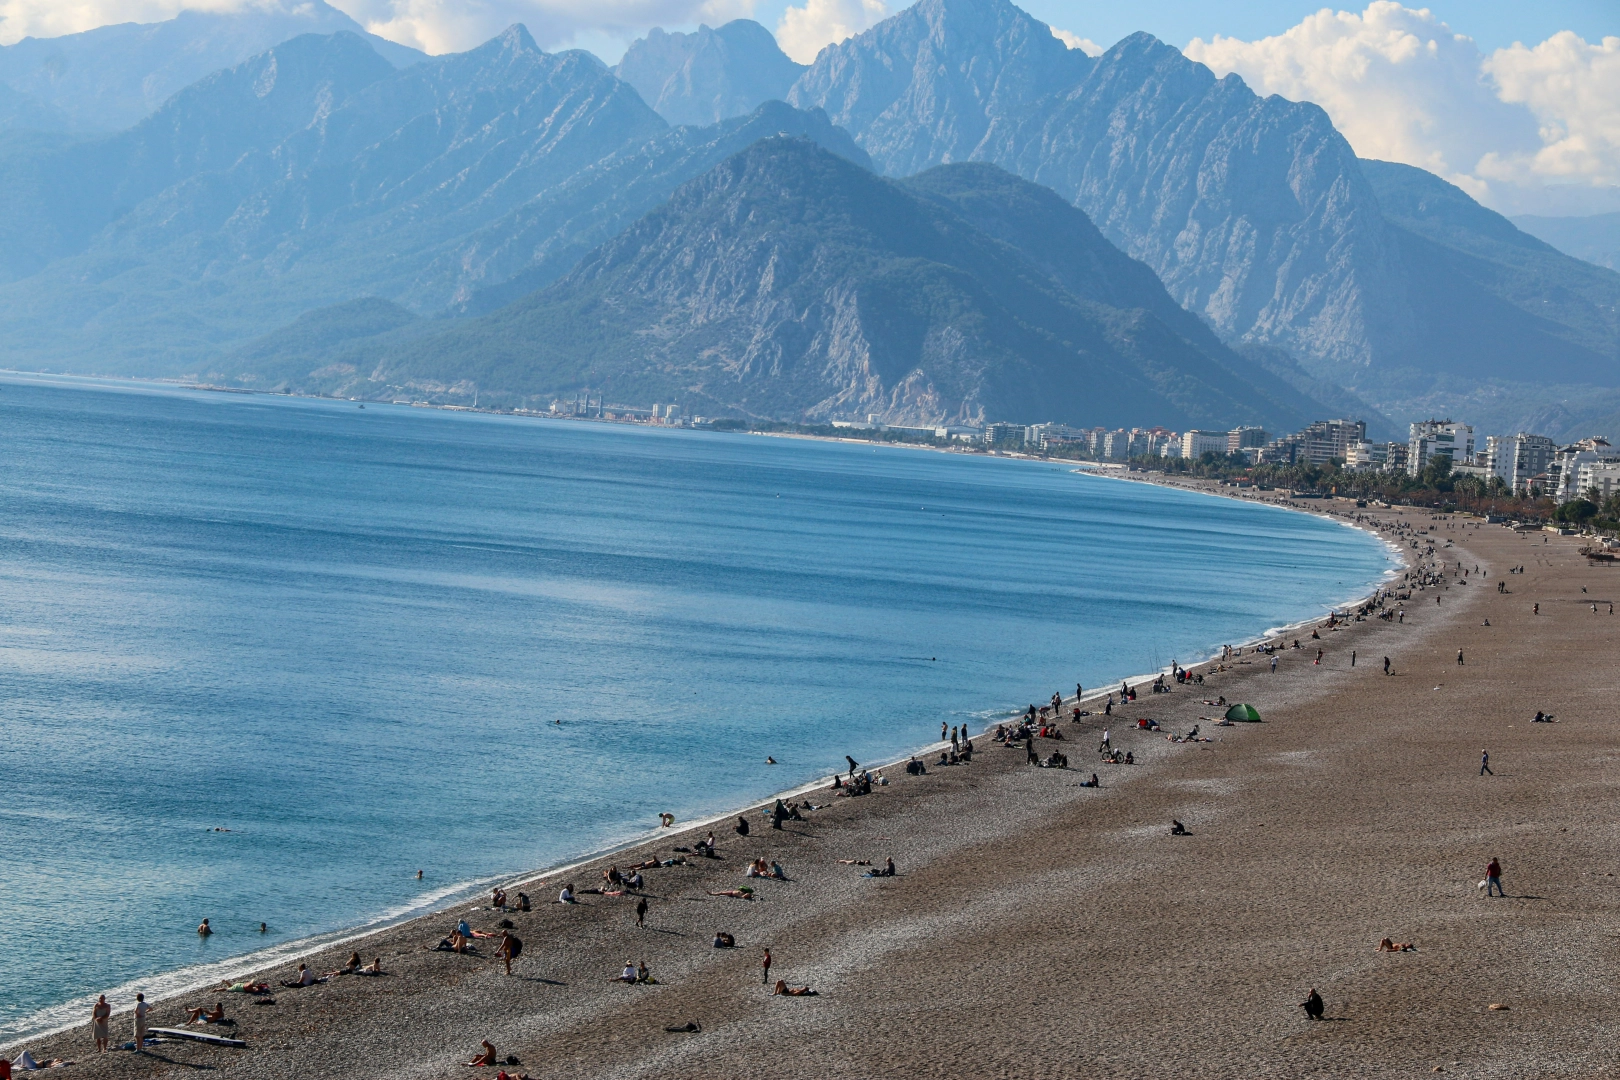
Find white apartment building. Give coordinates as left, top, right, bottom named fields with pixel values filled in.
left=1554, top=438, right=1617, bottom=500
left=1181, top=430, right=1229, bottom=459
left=1577, top=459, right=1620, bottom=500
left=1485, top=433, right=1555, bottom=490
left=1408, top=420, right=1474, bottom=476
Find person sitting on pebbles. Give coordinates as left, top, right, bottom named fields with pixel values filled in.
left=464, top=1040, right=497, bottom=1066
left=184, top=1002, right=227, bottom=1025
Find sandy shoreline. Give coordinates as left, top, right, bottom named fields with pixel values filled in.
left=29, top=493, right=1617, bottom=1079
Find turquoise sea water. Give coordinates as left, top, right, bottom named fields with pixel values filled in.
left=0, top=374, right=1396, bottom=1039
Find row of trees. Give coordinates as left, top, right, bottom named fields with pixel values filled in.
left=1145, top=451, right=1620, bottom=531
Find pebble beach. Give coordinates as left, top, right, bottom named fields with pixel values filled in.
left=13, top=494, right=1618, bottom=1079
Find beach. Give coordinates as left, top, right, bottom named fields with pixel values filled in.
left=14, top=498, right=1620, bottom=1078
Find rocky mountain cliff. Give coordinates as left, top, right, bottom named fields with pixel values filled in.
left=784, top=0, right=1620, bottom=409
left=789, top=0, right=1089, bottom=178
left=281, top=140, right=1333, bottom=429
left=615, top=21, right=804, bottom=128
left=0, top=1, right=421, bottom=133
left=788, top=0, right=1406, bottom=375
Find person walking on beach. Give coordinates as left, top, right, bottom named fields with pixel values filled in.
left=635, top=896, right=648, bottom=928
left=1485, top=857, right=1504, bottom=897
left=133, top=993, right=149, bottom=1053
left=846, top=756, right=859, bottom=780
left=1480, top=749, right=1493, bottom=776
left=1351, top=650, right=1356, bottom=667
left=1314, top=648, right=1322, bottom=665
left=92, top=994, right=110, bottom=1053
left=761, top=948, right=772, bottom=985
left=940, top=722, right=947, bottom=742
left=496, top=931, right=520, bottom=976
left=1270, top=656, right=1277, bottom=674
left=1383, top=656, right=1391, bottom=675
left=1099, top=729, right=1110, bottom=754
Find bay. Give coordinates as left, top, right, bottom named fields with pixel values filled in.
left=0, top=374, right=1395, bottom=1039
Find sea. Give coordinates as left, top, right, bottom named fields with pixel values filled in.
left=0, top=374, right=1398, bottom=1041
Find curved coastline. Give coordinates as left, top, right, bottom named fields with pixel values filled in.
left=1, top=478, right=1403, bottom=1051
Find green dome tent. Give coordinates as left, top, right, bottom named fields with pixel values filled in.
left=1225, top=703, right=1262, bottom=722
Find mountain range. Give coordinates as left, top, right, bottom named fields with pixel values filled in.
left=0, top=0, right=1615, bottom=439
left=0, top=0, right=422, bottom=133
left=223, top=140, right=1338, bottom=429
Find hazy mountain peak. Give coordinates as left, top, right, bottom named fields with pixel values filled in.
left=487, top=24, right=543, bottom=56
left=616, top=19, right=805, bottom=128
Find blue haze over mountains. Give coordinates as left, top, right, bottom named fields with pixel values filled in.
left=0, top=0, right=1616, bottom=437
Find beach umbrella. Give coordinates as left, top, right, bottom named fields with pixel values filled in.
left=1225, top=703, right=1262, bottom=722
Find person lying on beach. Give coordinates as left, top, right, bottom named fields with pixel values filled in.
left=324, top=951, right=363, bottom=976
left=184, top=1003, right=227, bottom=1025
left=664, top=1021, right=702, bottom=1033
left=213, top=981, right=270, bottom=994
left=773, top=980, right=817, bottom=996
left=358, top=957, right=383, bottom=975
left=9, top=1052, right=72, bottom=1071
left=1081, top=774, right=1100, bottom=787
left=1040, top=752, right=1068, bottom=768
left=1533, top=711, right=1557, bottom=722
left=1376, top=938, right=1416, bottom=951
left=713, top=932, right=735, bottom=948
left=429, top=937, right=479, bottom=953
left=710, top=887, right=755, bottom=899
left=465, top=1040, right=498, bottom=1066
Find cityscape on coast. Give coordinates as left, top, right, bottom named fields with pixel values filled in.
left=544, top=394, right=1618, bottom=508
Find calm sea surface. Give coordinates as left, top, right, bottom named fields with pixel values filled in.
left=0, top=374, right=1396, bottom=1039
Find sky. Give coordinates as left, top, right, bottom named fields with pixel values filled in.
left=0, top=0, right=1615, bottom=215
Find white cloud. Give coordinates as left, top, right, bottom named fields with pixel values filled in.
left=337, top=0, right=754, bottom=54
left=1482, top=32, right=1620, bottom=191
left=1051, top=26, right=1100, bottom=57
left=775, top=0, right=886, bottom=65
left=1184, top=3, right=1620, bottom=216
